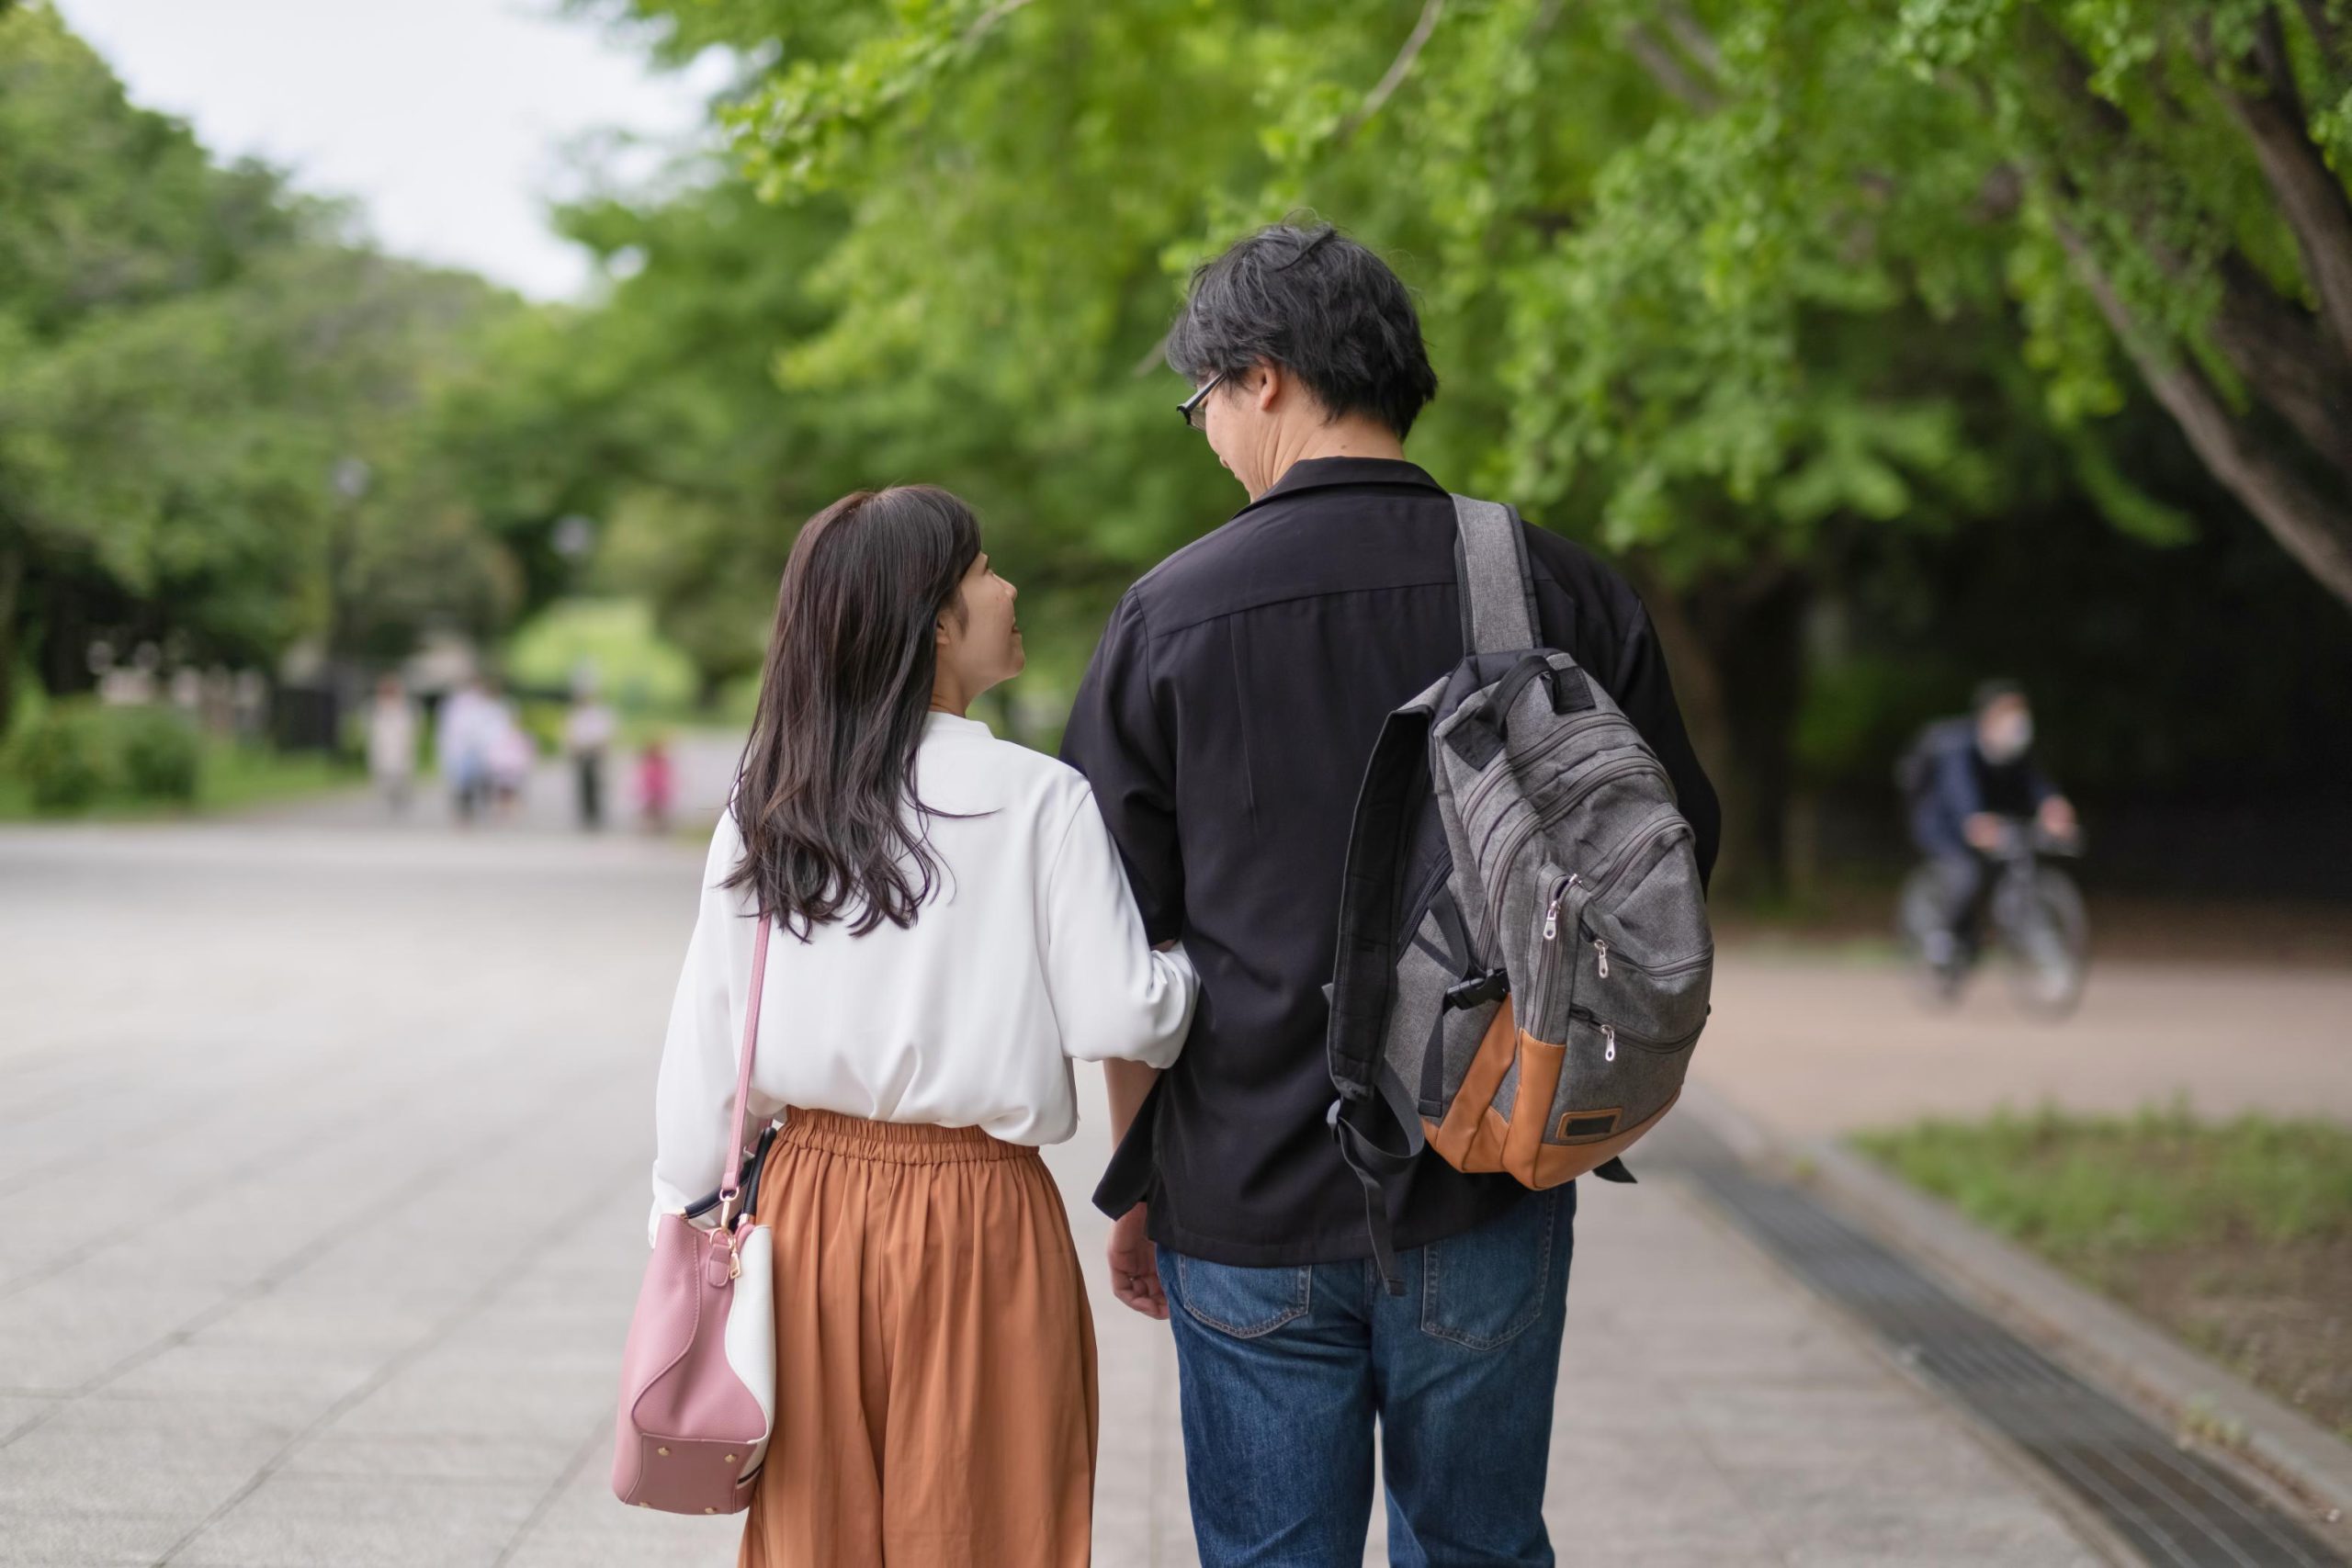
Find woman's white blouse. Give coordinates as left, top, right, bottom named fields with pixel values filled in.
left=649, top=711, right=1198, bottom=1236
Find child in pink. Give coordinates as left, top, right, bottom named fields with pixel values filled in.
left=636, top=739, right=674, bottom=832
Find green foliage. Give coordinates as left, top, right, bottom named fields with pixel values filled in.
left=6, top=700, right=198, bottom=810
left=505, top=597, right=699, bottom=711
left=1854, top=1101, right=2352, bottom=1251
left=114, top=704, right=200, bottom=799
left=571, top=0, right=2351, bottom=616
left=0, top=3, right=530, bottom=731
left=10, top=703, right=112, bottom=810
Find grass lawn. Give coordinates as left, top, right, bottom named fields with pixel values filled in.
left=0, top=739, right=364, bottom=821
left=1853, top=1105, right=2352, bottom=1439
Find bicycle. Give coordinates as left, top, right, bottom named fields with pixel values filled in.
left=1899, top=819, right=2088, bottom=1019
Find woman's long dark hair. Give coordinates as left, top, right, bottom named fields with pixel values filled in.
left=726, top=486, right=981, bottom=938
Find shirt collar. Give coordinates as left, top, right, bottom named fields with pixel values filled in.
left=1234, top=457, right=1445, bottom=519
left=924, top=709, right=993, bottom=739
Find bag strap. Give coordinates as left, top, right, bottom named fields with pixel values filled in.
left=718, top=910, right=774, bottom=1226
left=1451, top=495, right=1540, bottom=656
left=1324, top=702, right=1439, bottom=1295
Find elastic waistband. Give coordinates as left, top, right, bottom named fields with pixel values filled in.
left=779, top=1109, right=1035, bottom=1165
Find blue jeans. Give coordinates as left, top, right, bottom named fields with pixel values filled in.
left=1157, top=1184, right=1575, bottom=1568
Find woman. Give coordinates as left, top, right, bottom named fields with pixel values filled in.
left=650, top=486, right=1196, bottom=1568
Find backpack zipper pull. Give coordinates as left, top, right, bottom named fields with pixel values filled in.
left=1602, top=1023, right=1617, bottom=1063
left=1542, top=874, right=1577, bottom=942
left=1594, top=939, right=1610, bottom=978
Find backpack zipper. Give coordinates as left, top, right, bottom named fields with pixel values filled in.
left=1589, top=814, right=1693, bottom=901
left=1453, top=708, right=1636, bottom=823
left=1476, top=759, right=1669, bottom=950
left=1569, top=1004, right=1706, bottom=1055
left=1580, top=944, right=1712, bottom=982
left=1581, top=939, right=1713, bottom=987
left=1525, top=873, right=1577, bottom=1024
left=1574, top=815, right=1699, bottom=985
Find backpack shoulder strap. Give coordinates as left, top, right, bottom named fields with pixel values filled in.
left=1452, top=495, right=1541, bottom=656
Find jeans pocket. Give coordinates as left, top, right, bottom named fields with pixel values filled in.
left=1171, top=1254, right=1313, bottom=1339
left=1419, top=1188, right=1566, bottom=1351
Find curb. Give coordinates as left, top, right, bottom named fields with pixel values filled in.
left=1794, top=1128, right=2352, bottom=1539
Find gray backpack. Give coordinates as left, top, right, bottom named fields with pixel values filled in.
left=1327, top=495, right=1713, bottom=1288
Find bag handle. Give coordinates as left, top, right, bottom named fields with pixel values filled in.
left=717, top=910, right=774, bottom=1228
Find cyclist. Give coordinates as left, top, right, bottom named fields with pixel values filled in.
left=1901, top=682, right=2078, bottom=986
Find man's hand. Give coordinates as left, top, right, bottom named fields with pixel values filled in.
left=2038, top=796, right=2077, bottom=839
left=1107, top=1205, right=1167, bottom=1319
left=1963, top=812, right=2007, bottom=852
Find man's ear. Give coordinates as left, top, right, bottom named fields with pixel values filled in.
left=1253, top=361, right=1283, bottom=413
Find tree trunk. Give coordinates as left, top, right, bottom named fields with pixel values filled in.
left=0, top=542, right=22, bottom=739
left=2025, top=23, right=2352, bottom=605
left=1639, top=561, right=1812, bottom=903
left=2216, top=11, right=2352, bottom=368
left=2058, top=220, right=2352, bottom=607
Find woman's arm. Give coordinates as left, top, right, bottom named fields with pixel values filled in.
left=1041, top=785, right=1198, bottom=1066
left=648, top=813, right=752, bottom=1244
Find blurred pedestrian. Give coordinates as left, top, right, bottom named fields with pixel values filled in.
left=365, top=675, right=418, bottom=816
left=635, top=735, right=674, bottom=834
left=563, top=681, right=617, bottom=831
left=487, top=686, right=534, bottom=818
left=435, top=675, right=497, bottom=823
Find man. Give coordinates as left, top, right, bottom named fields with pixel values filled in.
left=562, top=673, right=618, bottom=830
left=1905, top=682, right=2078, bottom=981
left=1060, top=222, right=1719, bottom=1566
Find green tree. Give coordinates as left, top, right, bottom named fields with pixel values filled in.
left=0, top=4, right=523, bottom=728
left=579, top=0, right=2349, bottom=893
left=427, top=175, right=862, bottom=701
left=0, top=1, right=289, bottom=728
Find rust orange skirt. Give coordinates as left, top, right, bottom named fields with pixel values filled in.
left=740, top=1110, right=1097, bottom=1568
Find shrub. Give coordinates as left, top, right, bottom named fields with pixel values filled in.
left=116, top=706, right=201, bottom=800
left=13, top=705, right=117, bottom=812
left=6, top=701, right=205, bottom=812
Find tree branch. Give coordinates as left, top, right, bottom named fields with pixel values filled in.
left=1623, top=23, right=1721, bottom=112
left=1335, top=0, right=1447, bottom=143
left=2209, top=254, right=2352, bottom=480
left=1658, top=1, right=1724, bottom=78
left=2057, top=219, right=2352, bottom=608
left=2023, top=28, right=2351, bottom=477
left=2201, top=10, right=2352, bottom=366
left=2293, top=0, right=2344, bottom=60
left=961, top=0, right=1035, bottom=45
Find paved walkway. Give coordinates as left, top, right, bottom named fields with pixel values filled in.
left=0, top=815, right=2165, bottom=1566
left=1696, top=952, right=2352, bottom=1141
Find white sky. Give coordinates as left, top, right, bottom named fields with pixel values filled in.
left=53, top=0, right=731, bottom=299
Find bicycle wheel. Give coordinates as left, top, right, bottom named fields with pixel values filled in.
left=2001, top=866, right=2088, bottom=1019
left=1899, top=863, right=1966, bottom=1009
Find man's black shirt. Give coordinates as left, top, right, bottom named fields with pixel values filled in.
left=1060, top=457, right=1720, bottom=1266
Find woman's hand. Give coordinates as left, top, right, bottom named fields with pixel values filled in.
left=1107, top=1204, right=1168, bottom=1319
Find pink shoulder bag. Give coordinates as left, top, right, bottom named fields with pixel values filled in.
left=612, top=914, right=777, bottom=1515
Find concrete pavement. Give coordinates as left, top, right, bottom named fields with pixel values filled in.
left=0, top=812, right=2245, bottom=1566
left=1694, top=951, right=2352, bottom=1142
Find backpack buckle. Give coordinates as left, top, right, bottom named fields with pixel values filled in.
left=1442, top=968, right=1510, bottom=1010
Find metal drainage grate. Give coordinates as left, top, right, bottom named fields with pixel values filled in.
left=1683, top=1163, right=2344, bottom=1568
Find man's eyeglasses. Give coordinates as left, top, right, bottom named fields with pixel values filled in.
left=1178, top=370, right=1227, bottom=432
